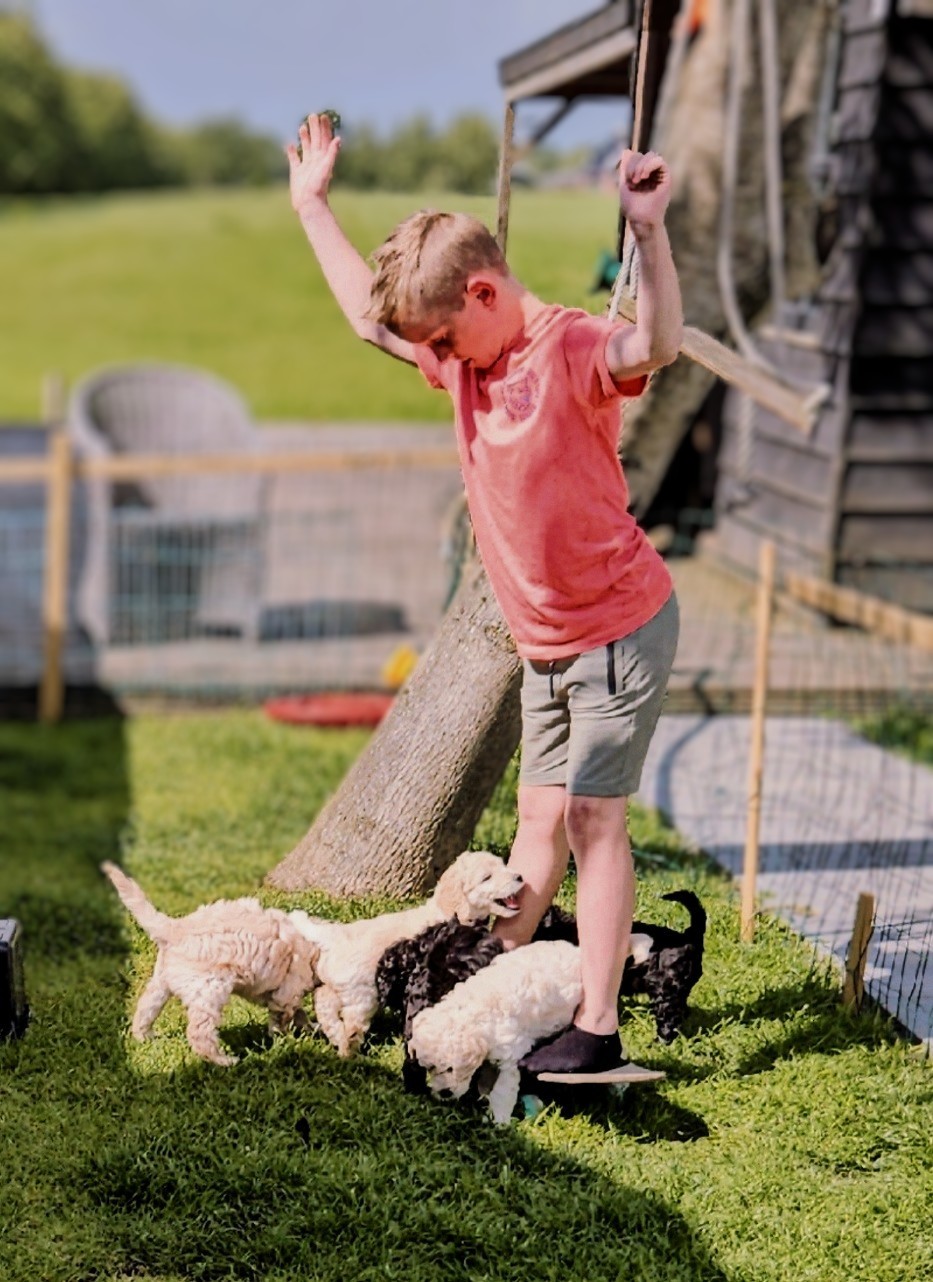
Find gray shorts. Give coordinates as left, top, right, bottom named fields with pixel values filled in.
left=519, top=594, right=679, bottom=798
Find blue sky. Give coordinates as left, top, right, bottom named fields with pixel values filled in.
left=31, top=0, right=632, bottom=152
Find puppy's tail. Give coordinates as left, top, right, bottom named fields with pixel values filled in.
left=101, top=861, right=174, bottom=945
left=662, top=889, right=707, bottom=945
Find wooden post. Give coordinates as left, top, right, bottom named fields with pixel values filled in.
left=39, top=374, right=71, bottom=725
left=843, top=892, right=875, bottom=1011
left=495, top=101, right=515, bottom=255
left=741, top=539, right=776, bottom=942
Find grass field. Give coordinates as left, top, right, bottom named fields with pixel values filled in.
left=1, top=710, right=930, bottom=1282
left=0, top=185, right=619, bottom=422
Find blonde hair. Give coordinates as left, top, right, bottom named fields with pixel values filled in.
left=366, top=211, right=507, bottom=333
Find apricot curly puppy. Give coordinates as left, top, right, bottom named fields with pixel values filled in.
left=291, top=850, right=523, bottom=1058
left=102, top=861, right=320, bottom=1066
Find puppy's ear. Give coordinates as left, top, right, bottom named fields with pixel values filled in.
left=432, top=858, right=466, bottom=920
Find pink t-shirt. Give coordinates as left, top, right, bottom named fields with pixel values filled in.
left=416, top=304, right=673, bottom=660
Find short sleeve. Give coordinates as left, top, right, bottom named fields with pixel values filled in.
left=563, top=313, right=649, bottom=407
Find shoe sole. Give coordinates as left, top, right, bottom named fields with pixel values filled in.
left=535, top=1063, right=666, bottom=1085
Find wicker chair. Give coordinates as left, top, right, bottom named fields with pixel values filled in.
left=68, top=364, right=268, bottom=646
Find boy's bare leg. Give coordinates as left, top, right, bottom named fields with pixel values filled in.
left=492, top=783, right=570, bottom=948
left=564, top=794, right=633, bottom=1035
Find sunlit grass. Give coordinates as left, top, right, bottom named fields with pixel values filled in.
left=0, top=185, right=618, bottom=421
left=1, top=709, right=929, bottom=1282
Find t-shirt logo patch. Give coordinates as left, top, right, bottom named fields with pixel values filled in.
left=502, top=369, right=539, bottom=422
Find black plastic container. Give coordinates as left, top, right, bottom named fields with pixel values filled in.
left=0, top=919, right=29, bottom=1040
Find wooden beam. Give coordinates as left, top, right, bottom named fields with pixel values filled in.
left=74, top=447, right=461, bottom=482
left=782, top=571, right=933, bottom=652
left=615, top=295, right=826, bottom=433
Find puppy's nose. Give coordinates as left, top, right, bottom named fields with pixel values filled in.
left=514, top=874, right=524, bottom=884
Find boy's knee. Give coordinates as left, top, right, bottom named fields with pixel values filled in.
left=516, top=783, right=566, bottom=834
left=564, top=794, right=628, bottom=847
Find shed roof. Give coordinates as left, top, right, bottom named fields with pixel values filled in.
left=497, top=2, right=638, bottom=103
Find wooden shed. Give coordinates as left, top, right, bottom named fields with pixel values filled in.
left=498, top=0, right=933, bottom=614
left=712, top=0, right=933, bottom=613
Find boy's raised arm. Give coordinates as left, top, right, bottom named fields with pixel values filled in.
left=605, top=149, right=684, bottom=382
left=287, top=114, right=418, bottom=365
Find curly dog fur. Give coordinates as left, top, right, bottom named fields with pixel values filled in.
left=409, top=939, right=582, bottom=1124
left=101, top=861, right=319, bottom=1066
left=291, top=850, right=523, bottom=1058
left=376, top=905, right=579, bottom=1094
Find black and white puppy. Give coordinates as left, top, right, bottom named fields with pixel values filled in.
left=623, top=889, right=707, bottom=1043
left=375, top=905, right=577, bottom=1093
left=375, top=891, right=705, bottom=1093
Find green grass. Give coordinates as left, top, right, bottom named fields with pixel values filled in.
left=1, top=710, right=930, bottom=1282
left=0, top=185, right=618, bottom=422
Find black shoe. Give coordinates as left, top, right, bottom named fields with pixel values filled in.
left=521, top=1026, right=666, bottom=1085
left=520, top=1026, right=624, bottom=1075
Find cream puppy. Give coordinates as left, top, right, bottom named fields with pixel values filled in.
left=102, top=861, right=319, bottom=1066
left=291, top=850, right=523, bottom=1058
left=408, top=939, right=582, bottom=1124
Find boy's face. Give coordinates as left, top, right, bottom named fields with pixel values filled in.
left=402, top=281, right=508, bottom=372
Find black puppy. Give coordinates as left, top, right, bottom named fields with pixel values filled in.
left=375, top=905, right=577, bottom=1094
left=622, top=890, right=706, bottom=1043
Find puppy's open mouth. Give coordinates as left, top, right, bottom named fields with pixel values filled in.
left=493, top=892, right=523, bottom=916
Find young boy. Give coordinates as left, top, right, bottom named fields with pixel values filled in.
left=287, top=112, right=682, bottom=1078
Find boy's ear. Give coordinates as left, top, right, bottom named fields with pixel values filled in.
left=465, top=276, right=498, bottom=308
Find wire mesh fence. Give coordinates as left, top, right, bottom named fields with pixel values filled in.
left=640, top=555, right=933, bottom=1051
left=0, top=429, right=464, bottom=699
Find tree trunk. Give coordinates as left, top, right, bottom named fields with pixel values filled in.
left=266, top=0, right=835, bottom=896
left=266, top=554, right=522, bottom=896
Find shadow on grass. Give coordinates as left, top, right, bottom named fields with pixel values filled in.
left=62, top=1047, right=732, bottom=1282
left=0, top=707, right=131, bottom=972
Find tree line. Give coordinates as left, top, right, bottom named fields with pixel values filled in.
left=0, top=10, right=501, bottom=196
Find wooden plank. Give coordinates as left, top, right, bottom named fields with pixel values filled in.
left=614, top=296, right=825, bottom=433
left=834, top=83, right=883, bottom=143
left=837, top=564, right=933, bottom=614
left=498, top=2, right=635, bottom=88
left=849, top=413, right=933, bottom=462
left=842, top=462, right=933, bottom=513
left=0, top=457, right=52, bottom=484
left=717, top=434, right=834, bottom=499
left=782, top=570, right=933, bottom=651
left=840, top=512, right=933, bottom=561
left=838, top=28, right=889, bottom=89
left=74, top=447, right=461, bottom=482
left=502, top=28, right=636, bottom=103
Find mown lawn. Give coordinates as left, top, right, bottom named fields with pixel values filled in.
left=1, top=710, right=929, bottom=1282
left=0, top=185, right=618, bottom=422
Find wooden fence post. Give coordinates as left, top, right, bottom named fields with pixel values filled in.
left=741, top=539, right=776, bottom=942
left=39, top=374, right=71, bottom=725
left=843, top=892, right=875, bottom=1011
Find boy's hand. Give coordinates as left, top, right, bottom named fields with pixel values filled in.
left=286, top=113, right=341, bottom=218
left=618, top=149, right=672, bottom=232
